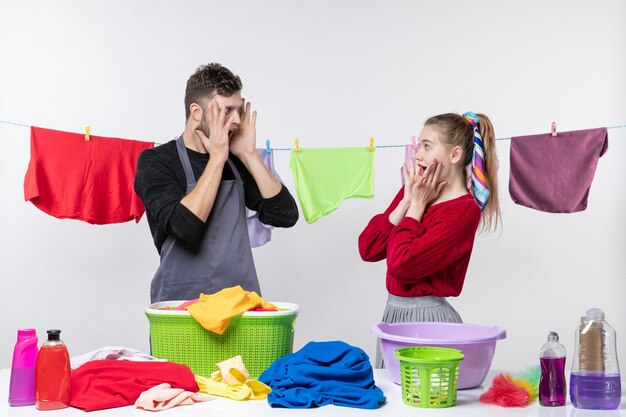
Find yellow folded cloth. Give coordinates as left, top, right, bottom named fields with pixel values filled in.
left=242, top=379, right=272, bottom=400
left=195, top=355, right=272, bottom=401
left=186, top=285, right=277, bottom=335
left=211, top=355, right=250, bottom=385
left=195, top=376, right=252, bottom=401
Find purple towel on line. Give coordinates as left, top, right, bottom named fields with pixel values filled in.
left=400, top=144, right=418, bottom=184
left=509, top=127, right=608, bottom=213
left=246, top=148, right=283, bottom=247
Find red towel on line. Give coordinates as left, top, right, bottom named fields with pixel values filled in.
left=24, top=126, right=154, bottom=224
left=69, top=360, right=198, bottom=411
left=509, top=127, right=608, bottom=213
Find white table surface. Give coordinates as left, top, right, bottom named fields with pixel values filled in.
left=1, top=369, right=624, bottom=417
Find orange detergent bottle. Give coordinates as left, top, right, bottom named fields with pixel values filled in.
left=35, top=329, right=70, bottom=410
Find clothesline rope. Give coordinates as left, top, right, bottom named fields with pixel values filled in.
left=2, top=120, right=625, bottom=150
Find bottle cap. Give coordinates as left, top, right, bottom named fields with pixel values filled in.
left=548, top=331, right=559, bottom=342
left=46, top=329, right=62, bottom=341
left=17, top=329, right=37, bottom=341
left=586, top=308, right=605, bottom=320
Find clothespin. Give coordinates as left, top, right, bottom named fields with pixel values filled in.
left=266, top=139, right=271, bottom=154
left=411, top=135, right=417, bottom=150
left=551, top=121, right=557, bottom=137
left=85, top=126, right=91, bottom=142
left=368, top=138, right=375, bottom=152
left=294, top=138, right=300, bottom=153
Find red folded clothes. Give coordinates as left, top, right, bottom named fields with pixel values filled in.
left=70, top=360, right=198, bottom=411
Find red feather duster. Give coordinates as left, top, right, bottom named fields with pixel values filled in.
left=479, top=374, right=531, bottom=407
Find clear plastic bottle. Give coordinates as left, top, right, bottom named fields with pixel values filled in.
left=539, top=331, right=567, bottom=406
left=570, top=308, right=621, bottom=410
left=35, top=329, right=71, bottom=410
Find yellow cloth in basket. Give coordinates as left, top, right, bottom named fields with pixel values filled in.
left=186, top=285, right=276, bottom=334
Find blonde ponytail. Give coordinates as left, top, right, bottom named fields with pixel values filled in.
left=476, top=113, right=501, bottom=233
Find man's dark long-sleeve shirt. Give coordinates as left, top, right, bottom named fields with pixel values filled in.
left=134, top=140, right=298, bottom=254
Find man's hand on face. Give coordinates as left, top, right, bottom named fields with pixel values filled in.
left=229, top=99, right=257, bottom=158
left=195, top=101, right=232, bottom=163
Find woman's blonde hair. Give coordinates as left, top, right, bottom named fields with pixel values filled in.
left=424, top=113, right=501, bottom=233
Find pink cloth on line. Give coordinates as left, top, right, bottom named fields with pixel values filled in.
left=509, top=127, right=608, bottom=213
left=134, top=383, right=212, bottom=411
left=400, top=144, right=418, bottom=184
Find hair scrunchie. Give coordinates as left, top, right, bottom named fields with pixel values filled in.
left=462, top=112, right=489, bottom=211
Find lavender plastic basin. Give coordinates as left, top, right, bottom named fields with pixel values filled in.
left=371, top=322, right=506, bottom=389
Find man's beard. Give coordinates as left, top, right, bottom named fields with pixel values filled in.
left=197, top=118, right=235, bottom=140
left=197, top=117, right=210, bottom=139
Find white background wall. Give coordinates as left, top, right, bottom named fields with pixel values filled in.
left=1, top=0, right=624, bottom=373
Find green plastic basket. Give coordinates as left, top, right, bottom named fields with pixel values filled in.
left=395, top=346, right=464, bottom=408
left=146, top=301, right=298, bottom=379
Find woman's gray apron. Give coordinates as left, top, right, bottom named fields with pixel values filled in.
left=150, top=136, right=260, bottom=303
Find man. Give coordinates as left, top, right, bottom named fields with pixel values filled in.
left=135, top=63, right=298, bottom=303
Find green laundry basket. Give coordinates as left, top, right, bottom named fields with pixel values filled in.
left=146, top=301, right=298, bottom=379
left=395, top=346, right=464, bottom=408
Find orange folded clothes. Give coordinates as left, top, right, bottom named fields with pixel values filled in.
left=186, top=286, right=277, bottom=334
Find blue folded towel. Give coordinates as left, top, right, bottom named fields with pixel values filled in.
left=259, top=341, right=386, bottom=409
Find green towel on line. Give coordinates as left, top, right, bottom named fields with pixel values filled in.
left=290, top=147, right=375, bottom=223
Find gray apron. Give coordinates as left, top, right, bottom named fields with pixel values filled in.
left=150, top=136, right=261, bottom=303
